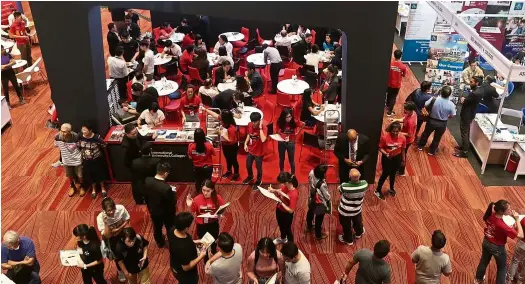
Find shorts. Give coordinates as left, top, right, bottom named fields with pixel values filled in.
left=65, top=165, right=83, bottom=179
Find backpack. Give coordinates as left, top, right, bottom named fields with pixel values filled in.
left=405, top=88, right=419, bottom=102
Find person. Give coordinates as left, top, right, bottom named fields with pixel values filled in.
left=168, top=212, right=207, bottom=284
left=137, top=102, right=165, bottom=127
left=78, top=123, right=107, bottom=198
left=341, top=240, right=392, bottom=283
left=114, top=227, right=151, bottom=284
left=479, top=75, right=500, bottom=113
left=306, top=164, right=330, bottom=240
left=292, top=33, right=312, bottom=65
left=300, top=89, right=324, bottom=127
left=321, top=65, right=339, bottom=103
left=175, top=18, right=192, bottom=36
left=305, top=44, right=321, bottom=74
left=107, top=23, right=121, bottom=57
left=1, top=231, right=41, bottom=284
left=213, top=34, right=233, bottom=58
left=96, top=198, right=131, bottom=283
left=331, top=44, right=343, bottom=70
left=243, top=112, right=267, bottom=189
left=276, top=108, right=301, bottom=175
left=412, top=81, right=433, bottom=136
left=214, top=60, right=235, bottom=86
left=385, top=49, right=407, bottom=116
left=322, top=34, right=334, bottom=51
left=120, top=14, right=140, bottom=39
left=179, top=45, right=195, bottom=74
left=262, top=43, right=283, bottom=94
left=194, top=34, right=207, bottom=51
left=121, top=123, right=157, bottom=171
left=118, top=99, right=139, bottom=117
left=130, top=142, right=160, bottom=205
left=411, top=230, right=452, bottom=283
left=72, top=224, right=106, bottom=284
left=180, top=85, right=202, bottom=123
left=268, top=172, right=299, bottom=244
left=158, top=22, right=175, bottom=40
left=1, top=46, right=24, bottom=108
left=55, top=123, right=84, bottom=197
left=205, top=232, right=242, bottom=284
left=192, top=48, right=210, bottom=80
left=417, top=86, right=456, bottom=156
left=508, top=215, right=525, bottom=283
left=389, top=102, right=417, bottom=175
left=275, top=30, right=292, bottom=50
left=7, top=9, right=28, bottom=27
left=246, top=62, right=264, bottom=98
left=119, top=31, right=139, bottom=63
left=281, top=242, right=311, bottom=284
left=213, top=89, right=238, bottom=111
left=108, top=46, right=129, bottom=99
left=454, top=76, right=483, bottom=158
left=202, top=108, right=240, bottom=180
left=246, top=237, right=285, bottom=284
left=188, top=128, right=215, bottom=193
left=217, top=46, right=234, bottom=67
left=375, top=122, right=406, bottom=200
left=8, top=12, right=32, bottom=66
left=235, top=74, right=252, bottom=96
left=337, top=168, right=367, bottom=246
left=199, top=78, right=220, bottom=98
left=144, top=161, right=175, bottom=247
left=161, top=40, right=182, bottom=58
left=334, top=129, right=370, bottom=183
left=297, top=25, right=308, bottom=37
left=139, top=41, right=155, bottom=81
left=126, top=9, right=139, bottom=25
left=461, top=59, right=484, bottom=87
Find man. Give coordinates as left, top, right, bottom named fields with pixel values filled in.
left=126, top=9, right=139, bottom=25
left=1, top=231, right=40, bottom=284
left=180, top=85, right=202, bottom=123
left=121, top=123, right=157, bottom=170
left=243, top=112, right=267, bottom=189
left=479, top=75, right=500, bottom=113
left=108, top=46, right=129, bottom=99
left=412, top=230, right=452, bottom=283
left=338, top=169, right=367, bottom=246
left=246, top=62, right=264, bottom=98
left=334, top=129, right=370, bottom=183
left=119, top=31, right=139, bottom=63
left=385, top=49, right=407, bottom=116
left=454, top=76, right=483, bottom=158
left=130, top=142, right=159, bottom=204
left=341, top=240, right=391, bottom=284
left=281, top=242, right=311, bottom=284
left=107, top=23, right=121, bottom=57
left=119, top=14, right=141, bottom=40
left=8, top=12, right=32, bottom=66
left=214, top=60, right=235, bottom=86
left=144, top=162, right=176, bottom=248
left=54, top=123, right=84, bottom=197
left=390, top=102, right=417, bottom=175
left=292, top=33, right=313, bottom=65
left=139, top=40, right=155, bottom=81
left=412, top=81, right=433, bottom=136
left=417, top=86, right=456, bottom=156
left=461, top=60, right=484, bottom=88
left=262, top=43, right=283, bottom=94
left=7, top=9, right=28, bottom=27
left=213, top=34, right=233, bottom=58
left=179, top=45, right=195, bottom=74
left=205, top=232, right=243, bottom=284
left=275, top=30, right=292, bottom=50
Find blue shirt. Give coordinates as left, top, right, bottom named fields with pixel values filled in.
left=1, top=236, right=39, bottom=267
left=425, top=96, right=456, bottom=121
left=322, top=42, right=334, bottom=51
left=413, top=90, right=433, bottom=116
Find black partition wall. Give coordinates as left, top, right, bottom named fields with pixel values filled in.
left=30, top=1, right=397, bottom=183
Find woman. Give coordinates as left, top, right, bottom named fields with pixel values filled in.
left=73, top=224, right=106, bottom=284
left=114, top=227, right=151, bottom=284
left=507, top=210, right=525, bottom=283
left=475, top=200, right=523, bottom=284
left=161, top=40, right=182, bottom=75
left=268, top=172, right=299, bottom=244
left=1, top=47, right=24, bottom=108
left=390, top=102, right=417, bottom=176
left=235, top=75, right=254, bottom=106
left=158, top=22, right=174, bottom=40
left=194, top=34, right=207, bottom=52
left=306, top=164, right=330, bottom=240
left=131, top=72, right=145, bottom=86
left=191, top=48, right=210, bottom=81
left=322, top=34, right=334, bottom=51
left=202, top=108, right=240, bottom=181
left=321, top=65, right=339, bottom=104
left=375, top=122, right=406, bottom=200
left=78, top=124, right=107, bottom=198
left=305, top=44, right=321, bottom=74
left=187, top=128, right=216, bottom=194
left=276, top=108, right=300, bottom=175
left=246, top=237, right=285, bottom=284
left=181, top=31, right=195, bottom=49
left=186, top=179, right=225, bottom=255
left=137, top=102, right=165, bottom=127
left=300, top=89, right=324, bottom=127
left=199, top=78, right=219, bottom=99
left=217, top=46, right=234, bottom=67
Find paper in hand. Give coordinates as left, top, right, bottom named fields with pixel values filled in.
left=197, top=202, right=231, bottom=218
left=200, top=232, right=215, bottom=250
left=270, top=134, right=285, bottom=142
left=265, top=273, right=278, bottom=284
left=59, top=250, right=82, bottom=267
left=258, top=187, right=289, bottom=203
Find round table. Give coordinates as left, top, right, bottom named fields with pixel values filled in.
left=220, top=32, right=244, bottom=42
left=152, top=54, right=173, bottom=66
left=313, top=104, right=342, bottom=123
left=246, top=53, right=268, bottom=67
left=207, top=52, right=219, bottom=66
left=217, top=81, right=237, bottom=92
left=0, top=24, right=8, bottom=29
left=277, top=79, right=310, bottom=95
left=0, top=29, right=7, bottom=36
left=274, top=34, right=302, bottom=44
left=305, top=51, right=332, bottom=63
left=151, top=80, right=179, bottom=97
left=234, top=106, right=263, bottom=126
left=169, top=33, right=185, bottom=43
left=12, top=59, right=27, bottom=69
left=0, top=39, right=15, bottom=49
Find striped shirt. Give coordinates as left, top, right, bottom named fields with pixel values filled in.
left=338, top=180, right=368, bottom=217
left=54, top=132, right=82, bottom=166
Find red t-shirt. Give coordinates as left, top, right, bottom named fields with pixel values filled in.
left=402, top=113, right=417, bottom=144
left=182, top=34, right=194, bottom=48
left=247, top=122, right=266, bottom=157
left=180, top=95, right=202, bottom=115
left=276, top=120, right=300, bottom=142
left=179, top=50, right=193, bottom=72
left=387, top=60, right=407, bottom=89
left=188, top=142, right=215, bottom=167
left=10, top=22, right=28, bottom=45
left=191, top=194, right=225, bottom=225
left=484, top=213, right=517, bottom=246
left=379, top=133, right=406, bottom=157
left=277, top=186, right=299, bottom=213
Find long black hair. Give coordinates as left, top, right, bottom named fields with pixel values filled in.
left=194, top=128, right=206, bottom=153
left=313, top=164, right=328, bottom=180
left=254, top=237, right=279, bottom=269
left=221, top=109, right=237, bottom=128
left=277, top=108, right=296, bottom=131
left=73, top=224, right=101, bottom=246
left=202, top=179, right=219, bottom=209
left=277, top=172, right=299, bottom=188
left=483, top=200, right=510, bottom=221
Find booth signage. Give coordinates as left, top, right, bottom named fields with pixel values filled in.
left=402, top=2, right=436, bottom=62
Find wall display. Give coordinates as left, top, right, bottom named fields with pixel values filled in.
left=402, top=1, right=436, bottom=62
left=503, top=16, right=525, bottom=58
left=434, top=1, right=464, bottom=33
left=461, top=1, right=488, bottom=27
left=476, top=2, right=511, bottom=51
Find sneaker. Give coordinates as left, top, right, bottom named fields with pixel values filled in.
left=417, top=146, right=424, bottom=151
left=397, top=171, right=406, bottom=177
left=454, top=146, right=463, bottom=151
left=117, top=270, right=126, bottom=282
left=427, top=151, right=435, bottom=156
left=242, top=176, right=254, bottom=185
left=51, top=161, right=63, bottom=168
left=252, top=180, right=262, bottom=190
left=316, top=233, right=328, bottom=240
left=222, top=171, right=232, bottom=179
left=453, top=151, right=468, bottom=158
left=231, top=174, right=240, bottom=181
left=389, top=189, right=396, bottom=197
left=19, top=98, right=26, bottom=105
left=374, top=191, right=385, bottom=200
left=68, top=187, right=76, bottom=197
left=79, top=188, right=86, bottom=197
left=337, top=235, right=353, bottom=246
left=355, top=228, right=366, bottom=239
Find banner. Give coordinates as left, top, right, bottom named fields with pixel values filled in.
left=503, top=16, right=525, bottom=58
left=434, top=1, right=464, bottom=33
left=402, top=2, right=436, bottom=62
left=425, top=33, right=469, bottom=90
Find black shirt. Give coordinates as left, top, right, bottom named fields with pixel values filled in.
left=136, top=92, right=157, bottom=113
left=144, top=177, right=176, bottom=217
left=168, top=230, right=198, bottom=280
left=119, top=23, right=141, bottom=40
left=77, top=241, right=103, bottom=265
left=114, top=235, right=149, bottom=274
left=107, top=32, right=120, bottom=57
left=121, top=133, right=153, bottom=168
left=460, top=87, right=483, bottom=121
left=248, top=71, right=264, bottom=98
left=119, top=40, right=139, bottom=62
left=213, top=89, right=236, bottom=111
left=301, top=99, right=314, bottom=122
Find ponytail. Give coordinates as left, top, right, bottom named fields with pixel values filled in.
left=483, top=202, right=494, bottom=221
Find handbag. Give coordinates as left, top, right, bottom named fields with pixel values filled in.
left=100, top=238, right=115, bottom=260
left=421, top=97, right=437, bottom=117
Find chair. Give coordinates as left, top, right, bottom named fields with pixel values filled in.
left=10, top=44, right=20, bottom=56
left=276, top=91, right=292, bottom=111
left=241, top=27, right=250, bottom=43
left=303, top=70, right=318, bottom=90
left=256, top=29, right=272, bottom=46
left=280, top=68, right=297, bottom=81
left=475, top=103, right=489, bottom=114
left=211, top=66, right=220, bottom=85
left=188, top=66, right=205, bottom=85
left=507, top=81, right=515, bottom=97
left=201, top=93, right=212, bottom=107
left=299, top=131, right=322, bottom=161
left=501, top=107, right=523, bottom=133
left=30, top=57, right=47, bottom=81
left=15, top=70, right=33, bottom=96
left=292, top=99, right=302, bottom=122
left=164, top=98, right=182, bottom=122
left=126, top=80, right=133, bottom=102
left=310, top=29, right=316, bottom=45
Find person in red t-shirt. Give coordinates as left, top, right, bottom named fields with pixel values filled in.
left=181, top=31, right=195, bottom=50
left=179, top=45, right=195, bottom=74
left=475, top=200, right=523, bottom=284
left=508, top=210, right=525, bottom=283
left=180, top=85, right=202, bottom=123
left=385, top=49, right=407, bottom=117
left=243, top=112, right=267, bottom=189
left=186, top=179, right=225, bottom=256
left=276, top=108, right=303, bottom=175
left=188, top=128, right=215, bottom=194
left=389, top=102, right=417, bottom=176
left=375, top=122, right=406, bottom=200
left=268, top=172, right=299, bottom=245
left=158, top=22, right=175, bottom=40
left=8, top=12, right=32, bottom=66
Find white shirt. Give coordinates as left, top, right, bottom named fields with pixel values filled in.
left=163, top=44, right=182, bottom=57
left=305, top=53, right=320, bottom=74
left=284, top=250, right=311, bottom=284
left=139, top=109, right=165, bottom=126
left=143, top=49, right=155, bottom=75
left=96, top=204, right=130, bottom=235
left=214, top=41, right=234, bottom=58
left=8, top=13, right=29, bottom=27
left=275, top=36, right=292, bottom=50
left=107, top=56, right=129, bottom=79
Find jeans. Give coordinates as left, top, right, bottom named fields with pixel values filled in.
left=418, top=118, right=447, bottom=154
left=276, top=208, right=294, bottom=242
left=398, top=143, right=411, bottom=175
left=1, top=69, right=23, bottom=105
left=377, top=154, right=402, bottom=192
left=222, top=143, right=239, bottom=174
left=475, top=238, right=507, bottom=284
left=508, top=239, right=525, bottom=283
left=339, top=213, right=363, bottom=243
left=194, top=166, right=213, bottom=194
left=246, top=154, right=263, bottom=182
left=460, top=118, right=473, bottom=153
left=172, top=268, right=198, bottom=284
left=81, top=263, right=107, bottom=284
left=18, top=43, right=32, bottom=66
left=269, top=62, right=282, bottom=93
left=150, top=214, right=174, bottom=246
left=385, top=86, right=400, bottom=113
left=278, top=141, right=296, bottom=174
left=306, top=204, right=325, bottom=238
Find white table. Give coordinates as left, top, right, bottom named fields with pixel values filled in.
left=12, top=59, right=27, bottom=69
left=151, top=80, right=179, bottom=97
left=0, top=29, right=7, bottom=36
left=1, top=96, right=11, bottom=129
left=313, top=104, right=342, bottom=123
left=217, top=81, right=236, bottom=92
left=277, top=79, right=310, bottom=95
left=246, top=53, right=268, bottom=67
left=0, top=39, right=14, bottom=49
left=234, top=106, right=263, bottom=126
left=207, top=52, right=219, bottom=66
left=220, top=32, right=244, bottom=42
left=274, top=34, right=301, bottom=44
left=304, top=51, right=332, bottom=63
left=169, top=33, right=185, bottom=43
left=152, top=54, right=172, bottom=66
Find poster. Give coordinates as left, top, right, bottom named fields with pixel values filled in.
left=425, top=33, right=469, bottom=90
left=503, top=16, right=525, bottom=58
left=477, top=2, right=511, bottom=50
left=434, top=1, right=464, bottom=33
left=461, top=1, right=488, bottom=27
left=402, top=2, right=436, bottom=62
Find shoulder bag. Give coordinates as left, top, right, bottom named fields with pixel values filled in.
left=421, top=97, right=437, bottom=117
